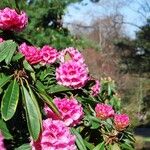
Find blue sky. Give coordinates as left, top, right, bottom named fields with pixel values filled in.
left=63, top=0, right=150, bottom=38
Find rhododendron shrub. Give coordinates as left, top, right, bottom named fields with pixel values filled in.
left=0, top=7, right=135, bottom=150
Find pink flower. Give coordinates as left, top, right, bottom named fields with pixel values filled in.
left=44, top=97, right=83, bottom=126
left=40, top=45, right=58, bottom=65
left=0, top=132, right=6, bottom=150
left=19, top=43, right=41, bottom=64
left=0, top=7, right=28, bottom=32
left=31, top=119, right=76, bottom=150
left=114, top=114, right=130, bottom=131
left=91, top=80, right=101, bottom=96
left=95, top=104, right=114, bottom=120
left=56, top=60, right=89, bottom=89
left=0, top=38, right=4, bottom=43
left=59, top=47, right=85, bottom=64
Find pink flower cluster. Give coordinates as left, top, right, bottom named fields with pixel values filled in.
left=40, top=45, right=58, bottom=65
left=95, top=103, right=130, bottom=130
left=19, top=43, right=58, bottom=65
left=95, top=104, right=114, bottom=120
left=114, top=114, right=130, bottom=131
left=56, top=47, right=89, bottom=89
left=91, top=80, right=101, bottom=96
left=44, top=97, right=83, bottom=126
left=0, top=132, right=5, bottom=150
left=0, top=7, right=28, bottom=32
left=19, top=43, right=41, bottom=64
left=0, top=38, right=4, bottom=43
left=59, top=47, right=85, bottom=64
left=56, top=61, right=88, bottom=89
left=31, top=119, right=76, bottom=150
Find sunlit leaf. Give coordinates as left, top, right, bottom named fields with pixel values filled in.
left=1, top=79, right=19, bottom=121
left=21, top=85, right=41, bottom=140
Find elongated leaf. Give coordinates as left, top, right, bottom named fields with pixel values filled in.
left=47, top=85, right=71, bottom=94
left=21, top=85, right=41, bottom=140
left=12, top=52, right=23, bottom=62
left=71, top=128, right=87, bottom=150
left=1, top=79, right=19, bottom=121
left=84, top=140, right=95, bottom=150
left=0, top=41, right=10, bottom=62
left=0, top=40, right=17, bottom=64
left=0, top=119, right=13, bottom=139
left=0, top=75, right=12, bottom=88
left=27, top=85, right=42, bottom=126
left=23, top=60, right=34, bottom=72
left=15, top=144, right=31, bottom=150
left=38, top=91, right=60, bottom=117
left=5, top=41, right=17, bottom=64
left=36, top=80, right=46, bottom=92
left=93, top=142, right=105, bottom=150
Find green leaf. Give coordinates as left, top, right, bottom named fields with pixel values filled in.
left=1, top=79, right=19, bottom=121
left=38, top=91, right=60, bottom=117
left=15, top=144, right=31, bottom=150
left=5, top=41, right=17, bottom=64
left=12, top=53, right=23, bottom=62
left=27, top=85, right=42, bottom=126
left=21, top=85, right=41, bottom=140
left=48, top=85, right=71, bottom=94
left=23, top=60, right=34, bottom=72
left=71, top=128, right=87, bottom=150
left=36, top=80, right=46, bottom=92
left=84, top=140, right=95, bottom=150
left=111, top=143, right=121, bottom=150
left=121, top=143, right=134, bottom=150
left=0, top=40, right=17, bottom=64
left=0, top=119, right=13, bottom=140
left=93, top=142, right=105, bottom=150
left=0, top=75, right=12, bottom=88
left=30, top=72, right=36, bottom=81
left=0, top=41, right=11, bottom=62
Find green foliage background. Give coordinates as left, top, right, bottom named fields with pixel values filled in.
left=0, top=0, right=99, bottom=50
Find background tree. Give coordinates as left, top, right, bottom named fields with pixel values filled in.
left=0, top=0, right=99, bottom=49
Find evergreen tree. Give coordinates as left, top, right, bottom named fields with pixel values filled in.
left=0, top=0, right=93, bottom=49
left=114, top=19, right=150, bottom=74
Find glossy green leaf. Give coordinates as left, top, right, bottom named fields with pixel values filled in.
left=36, top=80, right=46, bottom=92
left=38, top=91, right=60, bottom=117
left=30, top=72, right=36, bottom=81
left=71, top=128, right=87, bottom=150
left=0, top=75, right=12, bottom=88
left=21, top=85, right=41, bottom=140
left=121, top=143, right=134, bottom=150
left=93, top=142, right=105, bottom=150
left=23, top=60, right=34, bottom=72
left=27, top=85, right=42, bottom=126
left=0, top=41, right=10, bottom=62
left=5, top=41, right=17, bottom=64
left=12, top=52, right=23, bottom=62
left=15, top=144, right=31, bottom=150
left=0, top=40, right=17, bottom=64
left=47, top=85, right=71, bottom=94
left=1, top=79, right=19, bottom=121
left=0, top=119, right=13, bottom=140
left=84, top=140, right=95, bottom=150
